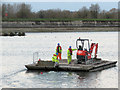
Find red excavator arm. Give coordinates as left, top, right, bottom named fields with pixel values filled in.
left=90, top=43, right=98, bottom=58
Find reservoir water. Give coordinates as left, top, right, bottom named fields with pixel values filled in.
left=0, top=32, right=118, bottom=88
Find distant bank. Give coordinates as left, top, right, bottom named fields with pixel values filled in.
left=2, top=19, right=119, bottom=32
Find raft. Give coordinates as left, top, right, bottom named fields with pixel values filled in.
left=25, top=58, right=117, bottom=72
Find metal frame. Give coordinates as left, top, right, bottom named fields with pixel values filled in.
left=33, top=52, right=39, bottom=64
left=76, top=38, right=90, bottom=52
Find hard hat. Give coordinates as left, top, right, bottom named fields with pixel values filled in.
left=58, top=43, right=60, bottom=45
left=56, top=53, right=58, bottom=55
left=69, top=46, right=71, bottom=48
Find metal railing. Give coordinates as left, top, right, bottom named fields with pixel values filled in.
left=33, top=52, right=40, bottom=64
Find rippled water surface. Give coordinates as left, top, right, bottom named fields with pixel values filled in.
left=0, top=32, right=118, bottom=88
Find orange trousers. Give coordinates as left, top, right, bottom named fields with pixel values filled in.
left=57, top=53, right=62, bottom=60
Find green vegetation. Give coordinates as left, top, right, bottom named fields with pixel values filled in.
left=2, top=18, right=120, bottom=22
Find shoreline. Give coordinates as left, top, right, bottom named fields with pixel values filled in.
left=1, top=27, right=119, bottom=33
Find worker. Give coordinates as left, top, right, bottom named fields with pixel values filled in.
left=67, top=46, right=77, bottom=64
left=56, top=43, right=62, bottom=60
left=52, top=53, right=59, bottom=63
left=52, top=53, right=59, bottom=67
left=78, top=45, right=83, bottom=50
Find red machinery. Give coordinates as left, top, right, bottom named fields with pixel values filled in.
left=76, top=37, right=98, bottom=63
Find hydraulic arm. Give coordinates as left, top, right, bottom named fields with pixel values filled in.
left=90, top=43, right=98, bottom=58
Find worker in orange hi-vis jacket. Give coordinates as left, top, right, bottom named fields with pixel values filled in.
left=56, top=43, right=62, bottom=60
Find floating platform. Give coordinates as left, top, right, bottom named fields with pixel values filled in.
left=25, top=58, right=117, bottom=72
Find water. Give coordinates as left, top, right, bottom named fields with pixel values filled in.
left=0, top=32, right=118, bottom=88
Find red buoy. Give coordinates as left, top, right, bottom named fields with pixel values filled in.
left=41, top=72, right=43, bottom=74
left=38, top=58, right=41, bottom=61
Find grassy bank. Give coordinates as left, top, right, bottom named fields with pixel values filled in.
left=2, top=18, right=119, bottom=22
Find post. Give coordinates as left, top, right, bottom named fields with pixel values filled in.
left=37, top=52, right=38, bottom=61
left=33, top=53, right=34, bottom=63
left=85, top=55, right=88, bottom=65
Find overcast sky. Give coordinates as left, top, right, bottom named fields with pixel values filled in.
left=2, top=1, right=118, bottom=12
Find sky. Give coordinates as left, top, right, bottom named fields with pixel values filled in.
left=1, top=1, right=118, bottom=12
left=27, top=2, right=118, bottom=12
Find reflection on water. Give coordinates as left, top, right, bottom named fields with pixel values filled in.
left=24, top=70, right=103, bottom=88
left=1, top=32, right=118, bottom=88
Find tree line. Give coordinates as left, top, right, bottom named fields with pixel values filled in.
left=2, top=3, right=118, bottom=20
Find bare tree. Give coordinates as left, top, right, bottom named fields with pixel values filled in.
left=98, top=10, right=107, bottom=19
left=89, top=4, right=100, bottom=18
left=109, top=8, right=118, bottom=19
left=16, top=3, right=32, bottom=18
left=61, top=10, right=71, bottom=18
left=37, top=10, right=45, bottom=18
left=79, top=6, right=89, bottom=18
left=2, top=4, right=7, bottom=18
